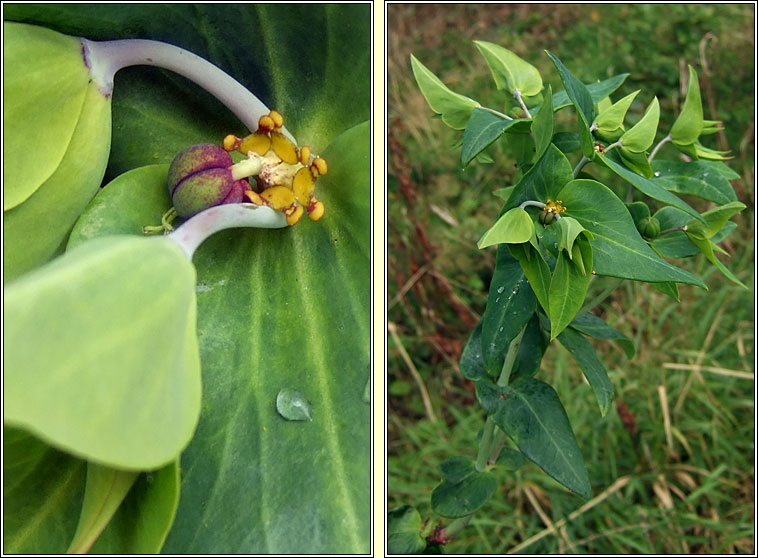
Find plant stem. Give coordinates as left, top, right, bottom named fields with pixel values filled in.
left=519, top=200, right=547, bottom=210
left=478, top=105, right=514, bottom=120
left=81, top=38, right=296, bottom=141
left=573, top=155, right=589, bottom=178
left=496, top=327, right=526, bottom=387
left=167, top=203, right=287, bottom=259
left=512, top=90, right=532, bottom=119
left=648, top=134, right=672, bottom=162
left=475, top=418, right=497, bottom=472
left=659, top=225, right=688, bottom=235
left=438, top=516, right=473, bottom=543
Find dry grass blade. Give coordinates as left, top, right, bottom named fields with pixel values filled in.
left=388, top=321, right=439, bottom=423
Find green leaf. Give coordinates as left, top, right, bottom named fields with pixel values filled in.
left=438, top=456, right=477, bottom=483
left=513, top=314, right=548, bottom=379
left=4, top=80, right=111, bottom=282
left=6, top=5, right=371, bottom=552
left=620, top=96, right=660, bottom=153
left=618, top=146, right=654, bottom=178
left=89, top=462, right=180, bottom=554
left=651, top=281, right=680, bottom=301
left=626, top=201, right=651, bottom=224
left=651, top=206, right=737, bottom=258
left=545, top=51, right=595, bottom=158
left=551, top=131, right=581, bottom=153
left=478, top=207, right=535, bottom=249
left=495, top=447, right=527, bottom=471
left=461, top=108, right=529, bottom=167
left=557, top=329, right=615, bottom=416
left=3, top=22, right=92, bottom=210
left=548, top=238, right=593, bottom=340
left=493, top=378, right=591, bottom=499
left=670, top=65, right=703, bottom=145
left=411, top=54, right=479, bottom=130
left=387, top=506, right=426, bottom=555
left=68, top=122, right=371, bottom=553
left=569, top=313, right=635, bottom=359
left=651, top=159, right=738, bottom=205
left=474, top=41, right=543, bottom=96
left=532, top=85, right=554, bottom=160
left=546, top=73, right=630, bottom=112
left=4, top=236, right=201, bottom=470
left=3, top=428, right=86, bottom=553
left=509, top=243, right=551, bottom=315
left=481, top=248, right=537, bottom=374
left=686, top=201, right=746, bottom=239
left=67, top=464, right=139, bottom=553
left=597, top=150, right=705, bottom=223
left=460, top=320, right=490, bottom=382
left=593, top=90, right=640, bottom=142
left=503, top=143, right=573, bottom=211
left=686, top=233, right=747, bottom=288
left=431, top=463, right=498, bottom=518
left=554, top=216, right=593, bottom=257
left=557, top=179, right=706, bottom=287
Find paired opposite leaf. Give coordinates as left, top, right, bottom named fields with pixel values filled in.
left=387, top=506, right=426, bottom=555
left=477, top=207, right=535, bottom=249
left=461, top=108, right=529, bottom=167
left=532, top=85, right=554, bottom=160
left=651, top=159, right=738, bottom=205
left=670, top=65, right=703, bottom=146
left=548, top=236, right=592, bottom=339
left=557, top=328, right=614, bottom=416
left=4, top=236, right=201, bottom=470
left=410, top=54, right=479, bottom=130
left=492, top=377, right=591, bottom=499
left=593, top=90, right=640, bottom=142
left=619, top=96, right=659, bottom=153
left=474, top=41, right=543, bottom=97
left=431, top=457, right=498, bottom=518
left=545, top=51, right=595, bottom=158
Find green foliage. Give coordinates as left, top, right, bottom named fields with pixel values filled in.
left=4, top=4, right=370, bottom=554
left=397, top=25, right=749, bottom=553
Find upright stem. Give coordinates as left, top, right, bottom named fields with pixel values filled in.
left=573, top=155, right=589, bottom=178
left=81, top=38, right=296, bottom=142
left=474, top=326, right=527, bottom=471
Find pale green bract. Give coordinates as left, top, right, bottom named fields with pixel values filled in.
left=474, top=40, right=543, bottom=97
left=477, top=207, right=535, bottom=249
left=410, top=54, right=479, bottom=130
left=619, top=96, right=660, bottom=153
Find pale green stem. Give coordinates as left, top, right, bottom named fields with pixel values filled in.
left=573, top=155, right=590, bottom=178
left=512, top=90, right=532, bottom=118
left=648, top=135, right=672, bottom=162
left=167, top=203, right=287, bottom=259
left=81, top=38, right=296, bottom=142
left=438, top=516, right=473, bottom=543
left=519, top=200, right=547, bottom=210
left=479, top=105, right=514, bottom=120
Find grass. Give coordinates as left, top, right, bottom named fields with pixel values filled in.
left=387, top=4, right=754, bottom=555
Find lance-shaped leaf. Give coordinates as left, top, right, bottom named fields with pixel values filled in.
left=461, top=108, right=529, bottom=167
left=686, top=201, right=746, bottom=239
left=431, top=457, right=498, bottom=518
left=548, top=236, right=593, bottom=339
left=557, top=179, right=706, bottom=287
left=509, top=243, right=550, bottom=315
left=670, top=65, right=703, bottom=146
left=478, top=207, right=535, bottom=249
left=686, top=232, right=747, bottom=288
left=593, top=90, right=640, bottom=142
left=411, top=54, right=479, bottom=130
left=387, top=506, right=426, bottom=555
left=481, top=247, right=537, bottom=374
left=460, top=320, right=490, bottom=382
left=675, top=139, right=733, bottom=161
left=546, top=51, right=595, bottom=158
left=544, top=73, right=630, bottom=112
left=651, top=159, right=738, bottom=205
left=652, top=205, right=737, bottom=259
left=493, top=377, right=591, bottom=499
left=569, top=313, right=635, bottom=359
left=557, top=328, right=614, bottom=416
left=532, top=85, right=554, bottom=160
left=597, top=150, right=705, bottom=222
left=474, top=40, right=543, bottom=96
left=619, top=96, right=659, bottom=153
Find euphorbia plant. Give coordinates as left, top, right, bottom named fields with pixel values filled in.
left=389, top=41, right=745, bottom=553
left=4, top=5, right=369, bottom=554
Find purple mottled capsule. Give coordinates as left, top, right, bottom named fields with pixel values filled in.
left=167, top=143, right=251, bottom=218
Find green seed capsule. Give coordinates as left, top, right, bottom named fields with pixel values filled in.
left=637, top=216, right=661, bottom=239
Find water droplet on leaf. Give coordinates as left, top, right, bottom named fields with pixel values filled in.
left=276, top=388, right=313, bottom=421
left=497, top=286, right=505, bottom=294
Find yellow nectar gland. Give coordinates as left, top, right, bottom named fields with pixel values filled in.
left=544, top=199, right=567, bottom=214
left=233, top=110, right=328, bottom=226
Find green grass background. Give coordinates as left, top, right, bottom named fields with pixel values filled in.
left=387, top=4, right=754, bottom=554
